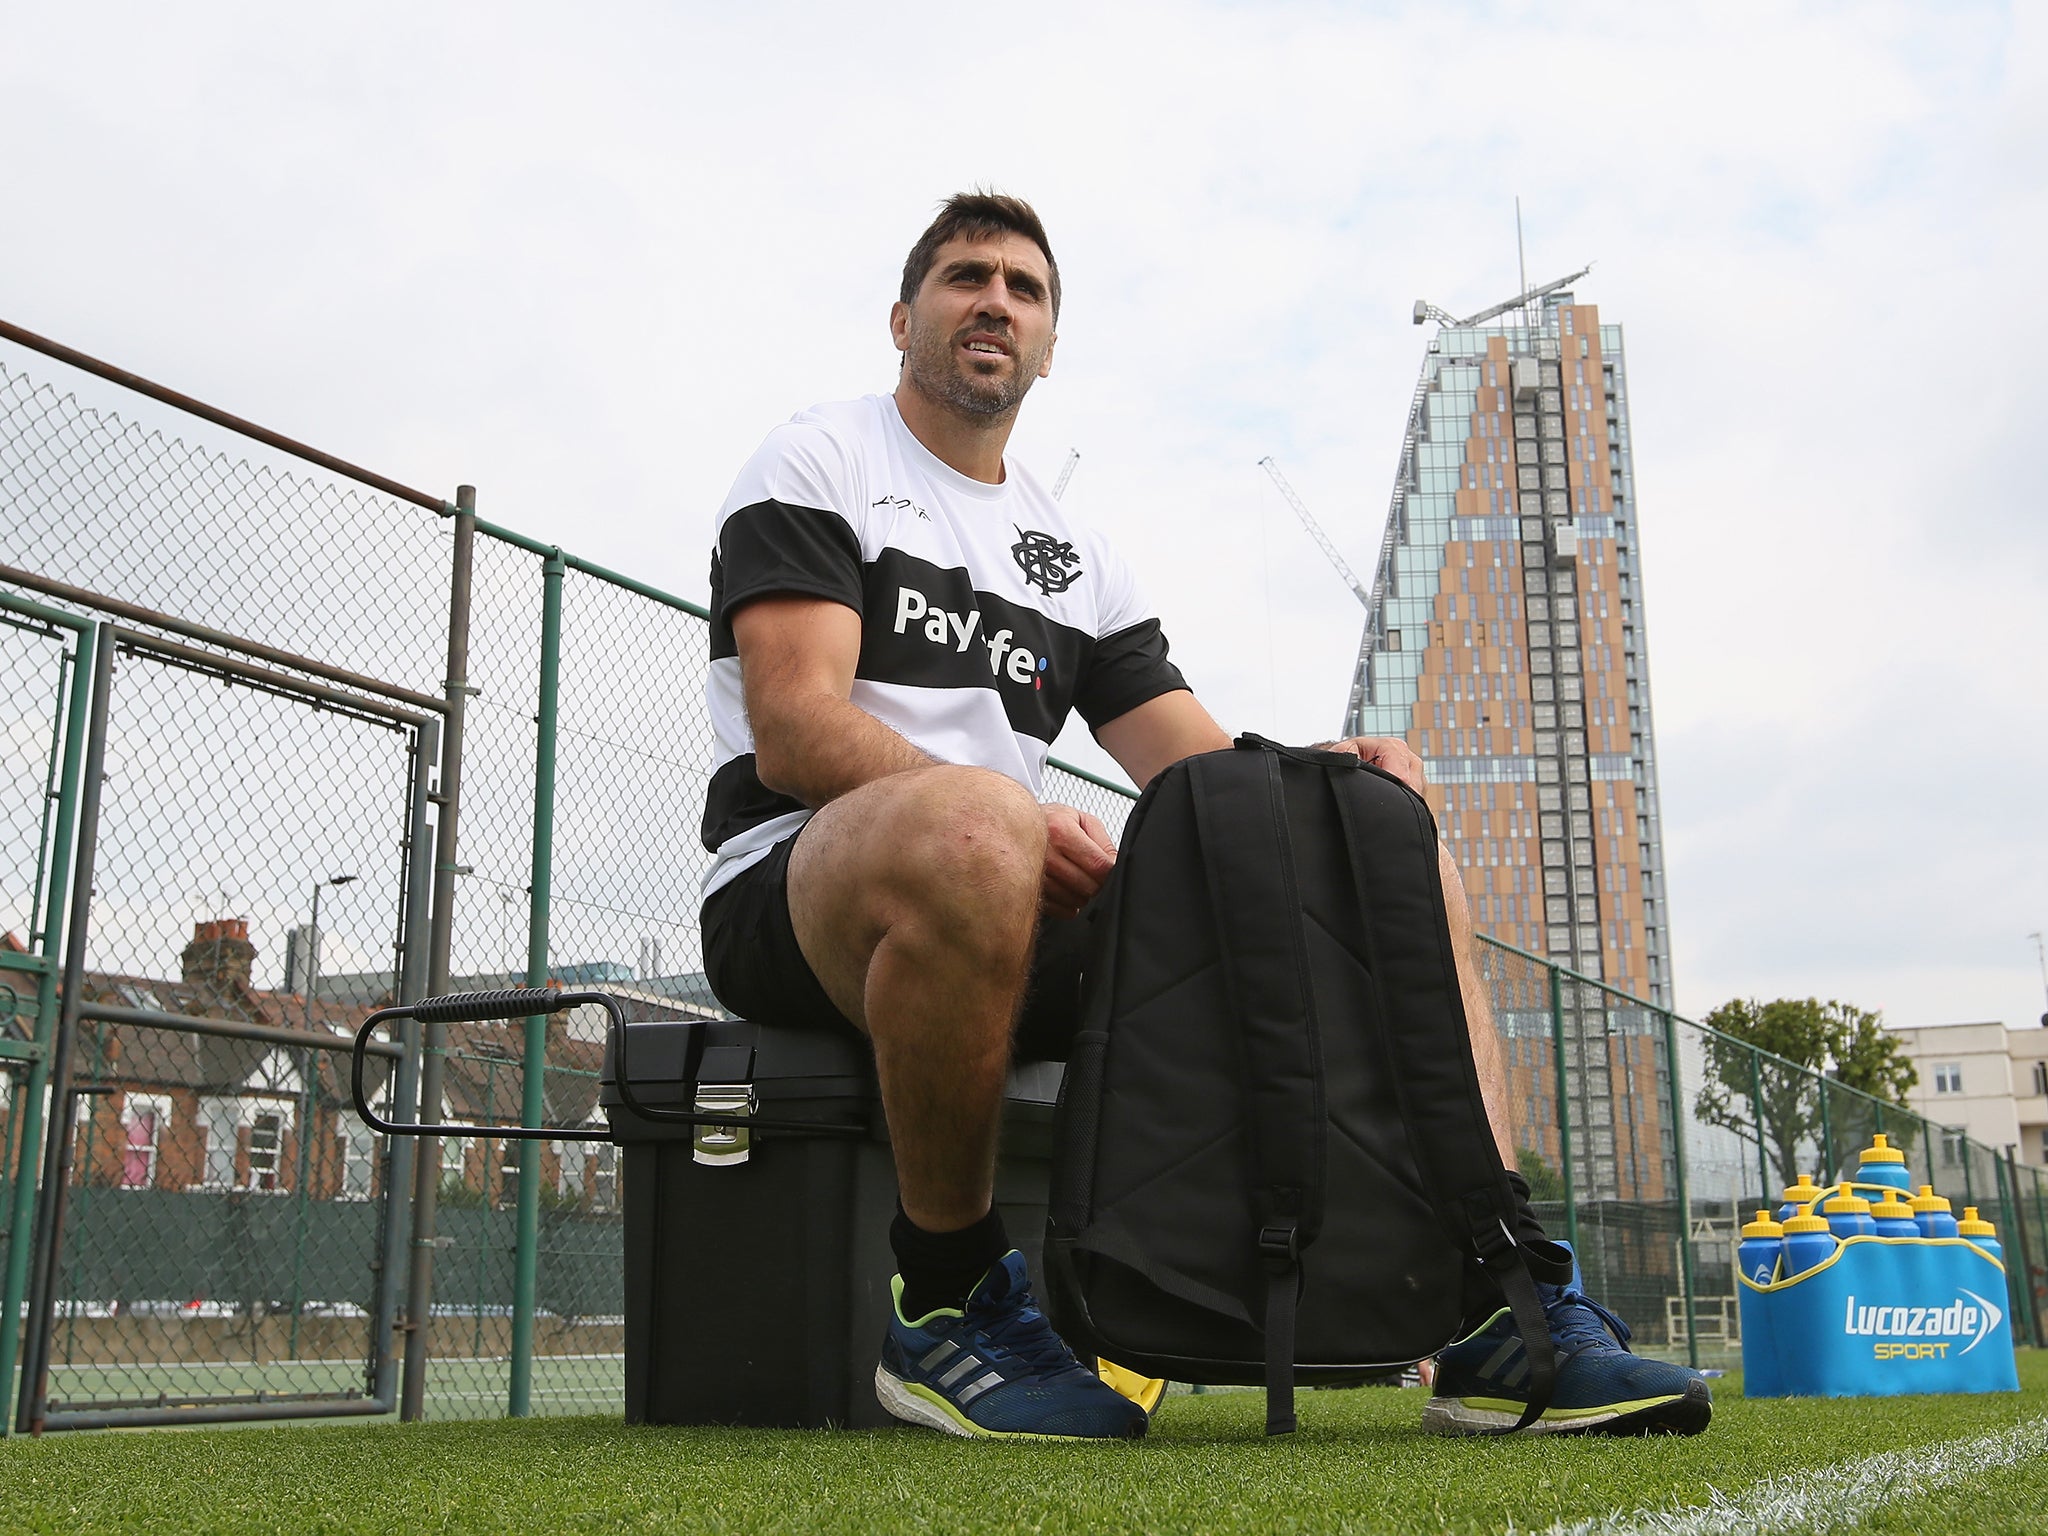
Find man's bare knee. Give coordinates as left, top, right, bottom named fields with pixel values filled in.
left=787, top=766, right=1043, bottom=1026
left=883, top=768, right=1044, bottom=925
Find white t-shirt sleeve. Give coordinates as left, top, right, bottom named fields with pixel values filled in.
left=714, top=418, right=867, bottom=615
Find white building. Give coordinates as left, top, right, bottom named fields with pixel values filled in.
left=1886, top=1020, right=2048, bottom=1169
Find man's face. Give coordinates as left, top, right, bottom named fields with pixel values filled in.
left=891, top=232, right=1057, bottom=421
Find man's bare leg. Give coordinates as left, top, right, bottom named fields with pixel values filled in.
left=786, top=764, right=1044, bottom=1232
left=1439, top=844, right=1519, bottom=1171
left=784, top=763, right=1148, bottom=1440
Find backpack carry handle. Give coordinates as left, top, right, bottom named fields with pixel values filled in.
left=1234, top=731, right=1359, bottom=771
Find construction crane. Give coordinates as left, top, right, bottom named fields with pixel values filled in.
left=1258, top=456, right=1370, bottom=608
left=1412, top=264, right=1592, bottom=330
left=1051, top=448, right=1080, bottom=500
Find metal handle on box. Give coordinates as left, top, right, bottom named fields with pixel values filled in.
left=349, top=990, right=867, bottom=1145
left=350, top=988, right=619, bottom=1142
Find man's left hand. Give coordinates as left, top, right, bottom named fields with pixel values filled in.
left=1315, top=735, right=1427, bottom=796
left=1042, top=802, right=1116, bottom=920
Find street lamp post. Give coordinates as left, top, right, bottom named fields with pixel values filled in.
left=289, top=872, right=356, bottom=1359
left=306, top=875, right=358, bottom=1032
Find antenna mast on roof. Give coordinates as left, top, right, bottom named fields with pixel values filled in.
left=1516, top=197, right=1530, bottom=329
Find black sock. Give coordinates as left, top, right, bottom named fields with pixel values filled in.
left=891, top=1204, right=1009, bottom=1322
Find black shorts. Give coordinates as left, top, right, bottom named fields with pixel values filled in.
left=699, top=826, right=1089, bottom=1063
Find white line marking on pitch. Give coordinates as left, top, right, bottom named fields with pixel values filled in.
left=1533, top=1415, right=2048, bottom=1536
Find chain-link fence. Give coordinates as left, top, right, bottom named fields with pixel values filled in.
left=1473, top=944, right=2048, bottom=1369
left=38, top=1022, right=397, bottom=1421
left=2, top=322, right=2043, bottom=1431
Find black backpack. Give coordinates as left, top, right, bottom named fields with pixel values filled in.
left=1044, top=735, right=1568, bottom=1434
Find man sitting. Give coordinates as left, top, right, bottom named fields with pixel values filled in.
left=698, top=190, right=1709, bottom=1442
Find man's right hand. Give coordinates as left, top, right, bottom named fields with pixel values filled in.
left=1042, top=803, right=1115, bottom=920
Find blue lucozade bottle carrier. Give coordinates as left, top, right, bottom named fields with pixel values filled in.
left=1736, top=1138, right=2019, bottom=1398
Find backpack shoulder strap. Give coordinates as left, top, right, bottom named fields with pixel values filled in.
left=1328, top=767, right=1562, bottom=1432
left=1188, top=740, right=1326, bottom=1436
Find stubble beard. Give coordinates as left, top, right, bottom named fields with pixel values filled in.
left=903, top=319, right=1046, bottom=423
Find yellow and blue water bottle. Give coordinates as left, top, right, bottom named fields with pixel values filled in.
left=1856, top=1133, right=1914, bottom=1193
left=1822, top=1182, right=1874, bottom=1238
left=1777, top=1173, right=1824, bottom=1222
left=1957, top=1206, right=2002, bottom=1261
left=1911, top=1185, right=1959, bottom=1239
left=1781, top=1211, right=1836, bottom=1276
left=1869, top=1191, right=1918, bottom=1237
left=1739, top=1210, right=1784, bottom=1285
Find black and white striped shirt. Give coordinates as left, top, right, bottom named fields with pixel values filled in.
left=701, top=394, right=1186, bottom=897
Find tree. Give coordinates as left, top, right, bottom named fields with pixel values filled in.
left=1516, top=1146, right=1567, bottom=1206
left=1694, top=997, right=1918, bottom=1194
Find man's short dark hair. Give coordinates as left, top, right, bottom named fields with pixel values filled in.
left=900, top=191, right=1061, bottom=322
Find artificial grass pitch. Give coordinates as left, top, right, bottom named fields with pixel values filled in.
left=2, top=1355, right=2045, bottom=1535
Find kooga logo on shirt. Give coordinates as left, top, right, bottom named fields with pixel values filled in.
left=893, top=587, right=1049, bottom=690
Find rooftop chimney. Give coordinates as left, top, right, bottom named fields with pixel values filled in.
left=181, top=918, right=255, bottom=1000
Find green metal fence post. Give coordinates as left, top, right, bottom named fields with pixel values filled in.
left=1816, top=1074, right=1834, bottom=1184
left=477, top=1061, right=496, bottom=1362
left=2034, top=1170, right=2048, bottom=1335
left=0, top=612, right=92, bottom=1435
left=1548, top=964, right=1579, bottom=1254
left=509, top=551, right=563, bottom=1417
left=1748, top=1048, right=1770, bottom=1210
left=1660, top=1009, right=1699, bottom=1369
left=1991, top=1153, right=2025, bottom=1344
left=1998, top=1148, right=2042, bottom=1349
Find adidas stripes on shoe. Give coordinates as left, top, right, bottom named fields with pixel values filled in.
left=1423, top=1242, right=1711, bottom=1437
left=876, top=1250, right=1149, bottom=1441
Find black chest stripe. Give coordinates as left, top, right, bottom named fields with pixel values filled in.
left=856, top=548, right=1094, bottom=745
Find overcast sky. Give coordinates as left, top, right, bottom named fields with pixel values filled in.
left=3, top=2, right=2043, bottom=1033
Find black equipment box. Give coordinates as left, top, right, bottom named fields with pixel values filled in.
left=601, top=1017, right=1062, bottom=1429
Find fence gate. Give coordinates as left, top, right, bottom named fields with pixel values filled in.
left=14, top=625, right=436, bottom=1431
left=0, top=593, right=94, bottom=1425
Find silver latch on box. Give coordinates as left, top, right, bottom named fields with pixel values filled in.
left=693, top=1083, right=757, bottom=1167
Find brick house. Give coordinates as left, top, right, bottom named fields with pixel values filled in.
left=17, top=919, right=706, bottom=1211
left=56, top=918, right=396, bottom=1202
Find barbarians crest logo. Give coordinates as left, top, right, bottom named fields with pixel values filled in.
left=1010, top=526, right=1083, bottom=595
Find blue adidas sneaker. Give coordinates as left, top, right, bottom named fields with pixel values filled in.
left=1423, top=1244, right=1711, bottom=1436
left=875, top=1250, right=1149, bottom=1441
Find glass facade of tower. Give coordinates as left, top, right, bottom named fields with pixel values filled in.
left=1349, top=292, right=1673, bottom=1010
